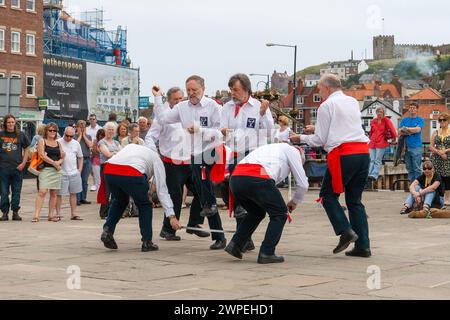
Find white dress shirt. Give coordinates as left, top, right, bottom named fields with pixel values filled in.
left=147, top=97, right=191, bottom=161
left=107, top=144, right=175, bottom=217
left=301, top=91, right=369, bottom=152
left=154, top=96, right=223, bottom=156
left=221, top=96, right=274, bottom=154
left=86, top=124, right=102, bottom=141
left=239, top=143, right=309, bottom=204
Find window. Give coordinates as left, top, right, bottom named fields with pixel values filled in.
left=0, top=73, right=5, bottom=78
left=296, top=96, right=304, bottom=105
left=26, top=76, right=35, bottom=96
left=296, top=109, right=304, bottom=120
left=432, top=121, right=438, bottom=129
left=26, top=0, right=34, bottom=11
left=11, top=0, right=20, bottom=8
left=0, top=0, right=5, bottom=6
left=432, top=110, right=440, bottom=115
left=11, top=32, right=20, bottom=53
left=11, top=74, right=21, bottom=78
left=368, top=108, right=374, bottom=115
left=311, top=108, right=318, bottom=119
left=313, top=94, right=321, bottom=103
left=26, top=34, right=35, bottom=55
left=0, top=29, right=4, bottom=51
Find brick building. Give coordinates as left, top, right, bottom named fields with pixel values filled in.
left=0, top=0, right=44, bottom=136
left=271, top=70, right=290, bottom=93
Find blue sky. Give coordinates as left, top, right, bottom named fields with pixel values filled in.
left=64, top=0, right=450, bottom=98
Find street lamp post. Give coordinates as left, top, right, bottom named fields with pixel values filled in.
left=249, top=73, right=270, bottom=91
left=132, top=109, right=137, bottom=123
left=266, top=43, right=297, bottom=112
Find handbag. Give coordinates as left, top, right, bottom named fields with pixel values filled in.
left=27, top=147, right=45, bottom=176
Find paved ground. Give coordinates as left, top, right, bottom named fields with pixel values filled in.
left=1, top=177, right=450, bottom=300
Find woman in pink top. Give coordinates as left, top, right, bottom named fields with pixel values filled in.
left=368, top=106, right=397, bottom=181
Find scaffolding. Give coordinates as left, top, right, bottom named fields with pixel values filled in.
left=43, top=0, right=128, bottom=66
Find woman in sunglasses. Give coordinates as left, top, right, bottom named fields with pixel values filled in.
left=400, top=160, right=444, bottom=217
left=32, top=123, right=65, bottom=222
left=429, top=113, right=450, bottom=206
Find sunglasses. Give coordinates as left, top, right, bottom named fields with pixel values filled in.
left=48, top=129, right=57, bottom=132
left=65, top=134, right=74, bottom=138
left=423, top=167, right=433, bottom=170
left=439, top=119, right=447, bottom=122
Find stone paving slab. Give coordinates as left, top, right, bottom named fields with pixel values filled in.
left=1, top=179, right=450, bottom=299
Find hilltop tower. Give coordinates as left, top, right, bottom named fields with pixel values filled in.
left=373, top=35, right=395, bottom=60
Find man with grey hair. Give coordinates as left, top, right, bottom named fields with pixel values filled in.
left=154, top=75, right=227, bottom=250
left=56, top=126, right=84, bottom=220
left=149, top=86, right=208, bottom=242
left=138, top=117, right=150, bottom=140
left=291, top=73, right=372, bottom=258
left=220, top=73, right=274, bottom=253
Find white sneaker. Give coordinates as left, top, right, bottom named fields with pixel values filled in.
left=90, top=185, right=97, bottom=191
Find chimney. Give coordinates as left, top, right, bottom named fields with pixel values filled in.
left=288, top=81, right=294, bottom=94
left=297, top=78, right=303, bottom=95
left=374, top=80, right=381, bottom=98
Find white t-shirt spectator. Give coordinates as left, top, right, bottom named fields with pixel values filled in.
left=57, top=138, right=83, bottom=176
left=275, top=127, right=291, bottom=143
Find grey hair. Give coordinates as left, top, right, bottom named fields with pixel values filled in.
left=128, top=123, right=139, bottom=131
left=319, top=74, right=342, bottom=89
left=167, top=87, right=182, bottom=99
left=138, top=116, right=148, bottom=124
left=185, top=75, right=205, bottom=89
left=104, top=122, right=117, bottom=131
left=375, top=106, right=385, bottom=114
left=228, top=73, right=252, bottom=95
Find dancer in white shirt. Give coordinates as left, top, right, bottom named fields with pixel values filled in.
left=99, top=144, right=181, bottom=252
left=291, top=74, right=372, bottom=258
left=224, top=143, right=308, bottom=264
left=220, top=73, right=273, bottom=253
left=153, top=75, right=226, bottom=250
left=148, top=86, right=210, bottom=243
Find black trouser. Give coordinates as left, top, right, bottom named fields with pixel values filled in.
left=103, top=174, right=153, bottom=241
left=319, top=154, right=370, bottom=250
left=191, top=149, right=225, bottom=241
left=228, top=151, right=252, bottom=241
left=161, top=162, right=204, bottom=235
left=230, top=176, right=287, bottom=255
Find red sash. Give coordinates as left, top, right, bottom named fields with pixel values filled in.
left=228, top=163, right=271, bottom=217
left=327, top=142, right=369, bottom=194
left=162, top=156, right=191, bottom=166
left=210, top=144, right=226, bottom=183
left=97, top=163, right=143, bottom=205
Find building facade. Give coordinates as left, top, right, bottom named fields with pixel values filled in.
left=0, top=0, right=44, bottom=136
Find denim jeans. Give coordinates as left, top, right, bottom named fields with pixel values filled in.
left=404, top=147, right=423, bottom=183
left=0, top=167, right=24, bottom=213
left=369, top=148, right=386, bottom=179
left=405, top=185, right=436, bottom=207
left=77, top=158, right=91, bottom=202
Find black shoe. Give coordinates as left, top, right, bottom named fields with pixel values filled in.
left=80, top=200, right=91, bottom=205
left=12, top=211, right=22, bottom=221
left=345, top=247, right=372, bottom=258
left=142, top=240, right=159, bottom=252
left=186, top=225, right=210, bottom=238
left=241, top=239, right=255, bottom=253
left=333, top=229, right=359, bottom=254
left=210, top=239, right=227, bottom=250
left=77, top=202, right=81, bottom=206
left=200, top=204, right=218, bottom=217
left=234, top=205, right=248, bottom=219
left=1, top=212, right=8, bottom=221
left=224, top=241, right=243, bottom=259
left=159, top=229, right=181, bottom=241
left=257, top=253, right=285, bottom=264
left=100, top=229, right=118, bottom=250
